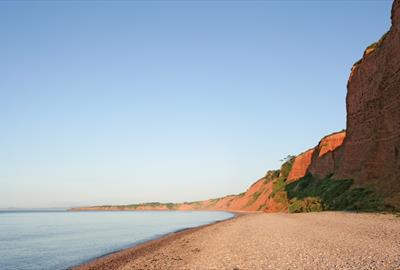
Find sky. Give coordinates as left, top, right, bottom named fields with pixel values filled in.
left=0, top=0, right=393, bottom=208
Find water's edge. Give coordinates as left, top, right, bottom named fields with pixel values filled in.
left=67, top=211, right=239, bottom=270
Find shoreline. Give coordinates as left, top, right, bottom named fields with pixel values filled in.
left=70, top=211, right=247, bottom=270
left=70, top=212, right=400, bottom=270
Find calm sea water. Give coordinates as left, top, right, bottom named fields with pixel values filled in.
left=0, top=210, right=233, bottom=270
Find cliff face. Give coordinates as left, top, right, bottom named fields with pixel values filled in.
left=287, top=131, right=346, bottom=182
left=309, top=131, right=346, bottom=179
left=336, top=0, right=400, bottom=208
left=287, top=149, right=315, bottom=183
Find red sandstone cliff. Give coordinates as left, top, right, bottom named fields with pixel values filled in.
left=335, top=0, right=400, bottom=208
left=287, top=148, right=315, bottom=183
left=309, top=131, right=346, bottom=179
left=287, top=131, right=346, bottom=182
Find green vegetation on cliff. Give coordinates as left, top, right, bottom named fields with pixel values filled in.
left=285, top=174, right=384, bottom=213
left=124, top=202, right=179, bottom=209
left=266, top=155, right=385, bottom=213
left=269, top=157, right=294, bottom=204
left=280, top=155, right=295, bottom=178
left=354, top=31, right=390, bottom=66
left=288, top=197, right=323, bottom=213
left=366, top=31, right=389, bottom=52
left=246, top=191, right=261, bottom=207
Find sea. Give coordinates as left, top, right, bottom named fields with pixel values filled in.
left=0, top=210, right=233, bottom=270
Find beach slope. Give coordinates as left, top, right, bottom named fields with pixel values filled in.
left=73, top=212, right=400, bottom=270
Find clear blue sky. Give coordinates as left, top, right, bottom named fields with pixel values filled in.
left=0, top=0, right=392, bottom=208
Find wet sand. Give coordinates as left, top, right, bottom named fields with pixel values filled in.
left=72, top=212, right=400, bottom=270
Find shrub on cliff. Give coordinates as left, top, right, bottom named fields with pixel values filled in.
left=271, top=177, right=286, bottom=197
left=365, top=31, right=389, bottom=53
left=268, top=157, right=295, bottom=207
left=246, top=191, right=261, bottom=207
left=237, top=192, right=245, bottom=197
left=355, top=31, right=390, bottom=66
left=288, top=197, right=323, bottom=213
left=280, top=156, right=295, bottom=179
left=165, top=203, right=176, bottom=210
left=264, top=170, right=280, bottom=184
left=271, top=157, right=295, bottom=196
left=285, top=174, right=384, bottom=212
left=273, top=191, right=289, bottom=206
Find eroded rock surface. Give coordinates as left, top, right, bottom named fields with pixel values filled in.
left=287, top=149, right=315, bottom=182
left=336, top=0, right=400, bottom=207
left=309, top=131, right=346, bottom=179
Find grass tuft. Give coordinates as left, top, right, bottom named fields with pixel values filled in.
left=245, top=191, right=261, bottom=207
